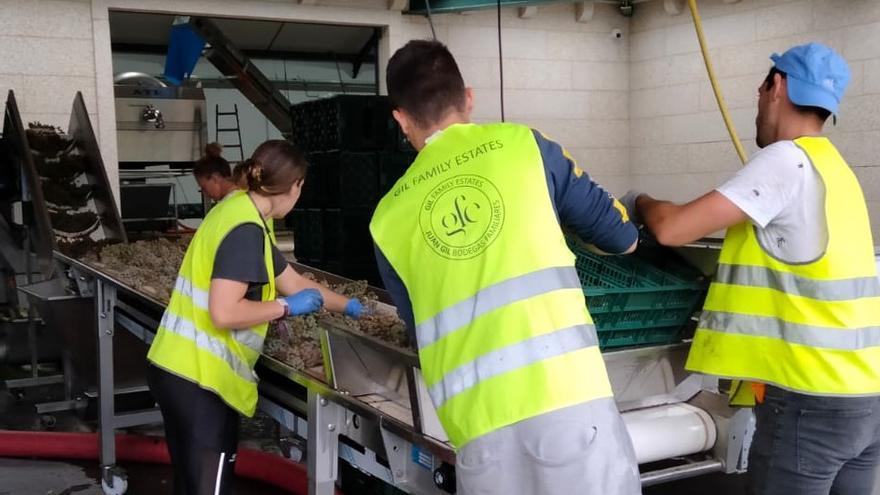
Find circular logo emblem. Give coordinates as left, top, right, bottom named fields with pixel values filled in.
left=419, top=175, right=505, bottom=260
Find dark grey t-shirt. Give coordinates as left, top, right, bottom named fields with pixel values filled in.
left=212, top=223, right=288, bottom=301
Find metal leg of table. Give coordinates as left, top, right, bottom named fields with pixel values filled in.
left=2, top=308, right=64, bottom=391
left=27, top=306, right=38, bottom=377
left=95, top=279, right=126, bottom=494
left=308, top=392, right=343, bottom=495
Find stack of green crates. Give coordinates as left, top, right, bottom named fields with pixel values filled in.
left=568, top=238, right=708, bottom=349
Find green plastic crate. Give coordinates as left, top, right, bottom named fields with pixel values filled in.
left=568, top=238, right=707, bottom=349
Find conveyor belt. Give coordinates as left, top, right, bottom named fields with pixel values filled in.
left=52, top=248, right=752, bottom=494
left=53, top=250, right=457, bottom=464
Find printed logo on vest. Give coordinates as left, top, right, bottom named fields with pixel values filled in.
left=419, top=174, right=505, bottom=260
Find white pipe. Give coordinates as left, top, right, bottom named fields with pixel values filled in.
left=622, top=403, right=716, bottom=464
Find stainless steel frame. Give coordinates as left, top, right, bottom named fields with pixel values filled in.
left=114, top=85, right=207, bottom=166
left=53, top=252, right=458, bottom=494
left=4, top=90, right=128, bottom=276
left=52, top=247, right=752, bottom=495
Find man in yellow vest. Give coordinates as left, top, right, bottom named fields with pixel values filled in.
left=370, top=40, right=641, bottom=495
left=625, top=43, right=880, bottom=494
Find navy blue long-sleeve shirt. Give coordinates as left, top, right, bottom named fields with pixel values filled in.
left=375, top=129, right=637, bottom=341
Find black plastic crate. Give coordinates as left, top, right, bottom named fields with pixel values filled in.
left=290, top=208, right=324, bottom=262
left=298, top=155, right=325, bottom=208
left=379, top=151, right=416, bottom=196
left=302, top=152, right=381, bottom=209
left=322, top=152, right=380, bottom=208
left=322, top=208, right=375, bottom=263
left=291, top=95, right=394, bottom=152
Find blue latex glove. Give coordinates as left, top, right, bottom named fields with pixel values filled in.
left=281, top=289, right=323, bottom=316
left=344, top=298, right=365, bottom=319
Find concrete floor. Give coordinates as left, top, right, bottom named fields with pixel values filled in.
left=0, top=372, right=288, bottom=495
left=0, top=457, right=292, bottom=495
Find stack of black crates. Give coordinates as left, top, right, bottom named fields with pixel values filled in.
left=288, top=95, right=416, bottom=287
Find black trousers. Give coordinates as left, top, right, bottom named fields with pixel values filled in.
left=148, top=365, right=240, bottom=495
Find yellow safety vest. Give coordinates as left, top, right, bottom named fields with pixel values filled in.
left=148, top=190, right=276, bottom=416
left=370, top=123, right=612, bottom=448
left=687, top=137, right=880, bottom=398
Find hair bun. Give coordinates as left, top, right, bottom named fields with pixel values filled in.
left=205, top=142, right=223, bottom=158
left=248, top=159, right=263, bottom=186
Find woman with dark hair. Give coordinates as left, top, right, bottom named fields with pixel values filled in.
left=193, top=143, right=238, bottom=202
left=147, top=139, right=363, bottom=495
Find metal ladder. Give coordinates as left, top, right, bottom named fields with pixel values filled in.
left=214, top=103, right=244, bottom=161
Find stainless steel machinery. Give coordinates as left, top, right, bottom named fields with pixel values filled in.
left=12, top=81, right=752, bottom=492
left=114, top=74, right=207, bottom=167
left=3, top=90, right=156, bottom=442
left=47, top=238, right=755, bottom=495
left=1, top=90, right=132, bottom=397
left=186, top=17, right=295, bottom=138
left=113, top=73, right=208, bottom=225
left=11, top=109, right=751, bottom=494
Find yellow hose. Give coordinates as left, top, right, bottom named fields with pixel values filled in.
left=687, top=0, right=748, bottom=164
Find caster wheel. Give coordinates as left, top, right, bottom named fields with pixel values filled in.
left=280, top=437, right=306, bottom=463
left=101, top=473, right=128, bottom=495
left=40, top=414, right=57, bottom=430
left=433, top=463, right=456, bottom=493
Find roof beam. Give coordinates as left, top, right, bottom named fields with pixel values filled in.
left=352, top=28, right=381, bottom=79
left=111, top=43, right=371, bottom=64
left=407, top=0, right=563, bottom=15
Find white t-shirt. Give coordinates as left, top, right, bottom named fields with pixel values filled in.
left=715, top=140, right=828, bottom=264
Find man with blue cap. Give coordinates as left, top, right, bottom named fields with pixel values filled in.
left=624, top=43, right=880, bottom=494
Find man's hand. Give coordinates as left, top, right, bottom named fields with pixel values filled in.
left=619, top=190, right=645, bottom=225
left=638, top=191, right=749, bottom=246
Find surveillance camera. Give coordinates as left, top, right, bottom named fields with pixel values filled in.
left=611, top=28, right=623, bottom=39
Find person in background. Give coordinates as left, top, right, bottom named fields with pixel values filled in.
left=370, top=40, right=641, bottom=495
left=194, top=142, right=238, bottom=202
left=147, top=140, right=364, bottom=495
left=624, top=43, right=880, bottom=494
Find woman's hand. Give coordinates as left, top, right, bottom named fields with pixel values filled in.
left=276, top=265, right=356, bottom=315
left=344, top=298, right=365, bottom=319
left=279, top=289, right=324, bottom=316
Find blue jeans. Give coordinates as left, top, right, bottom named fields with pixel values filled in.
left=748, top=385, right=880, bottom=495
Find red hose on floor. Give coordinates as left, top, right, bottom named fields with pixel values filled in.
left=0, top=430, right=341, bottom=494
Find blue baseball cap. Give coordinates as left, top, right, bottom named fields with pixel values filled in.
left=770, top=42, right=850, bottom=114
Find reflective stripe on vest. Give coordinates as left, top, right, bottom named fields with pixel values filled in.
left=701, top=311, right=880, bottom=350
left=416, top=266, right=582, bottom=349
left=686, top=137, right=880, bottom=396
left=159, top=310, right=256, bottom=383
left=429, top=323, right=598, bottom=406
left=173, top=275, right=266, bottom=353
left=370, top=123, right=613, bottom=447
left=715, top=264, right=880, bottom=301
